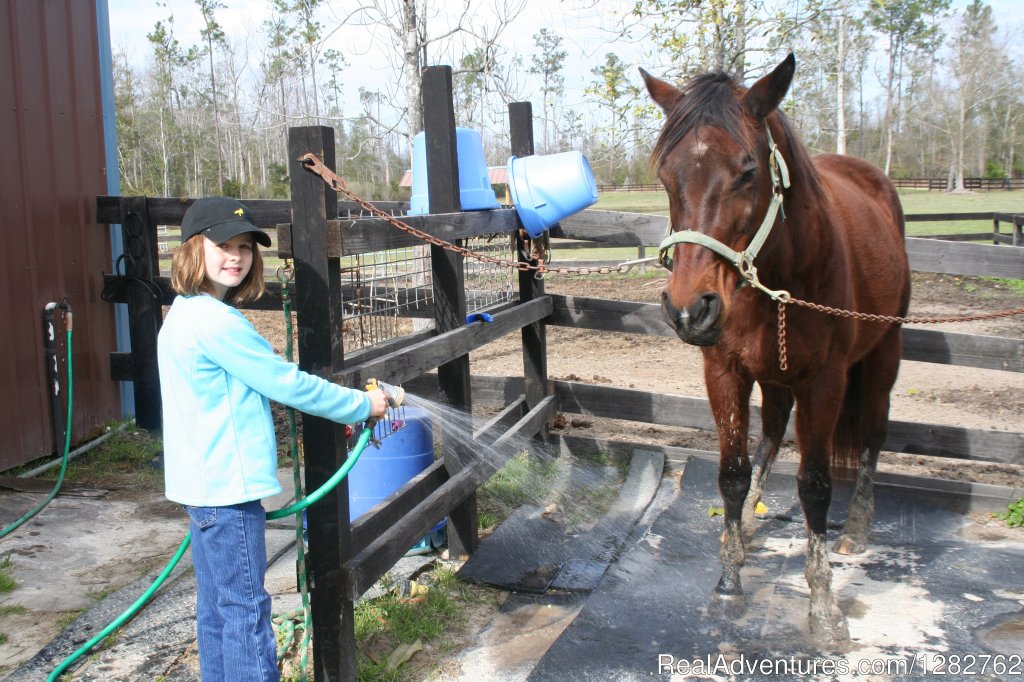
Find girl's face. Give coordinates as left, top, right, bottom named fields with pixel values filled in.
left=202, top=233, right=254, bottom=300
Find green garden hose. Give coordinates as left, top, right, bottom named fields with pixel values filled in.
left=47, top=426, right=374, bottom=682
left=0, top=310, right=73, bottom=540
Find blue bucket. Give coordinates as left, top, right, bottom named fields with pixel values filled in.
left=408, top=128, right=500, bottom=215
left=347, top=406, right=446, bottom=552
left=507, top=151, right=599, bottom=238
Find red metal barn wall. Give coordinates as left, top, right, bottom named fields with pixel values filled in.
left=0, top=1, right=120, bottom=469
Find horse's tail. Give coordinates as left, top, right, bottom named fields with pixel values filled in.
left=832, top=361, right=864, bottom=479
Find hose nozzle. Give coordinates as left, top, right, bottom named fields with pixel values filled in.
left=365, top=379, right=405, bottom=408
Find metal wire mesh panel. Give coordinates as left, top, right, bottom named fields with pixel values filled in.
left=464, top=234, right=516, bottom=314
left=340, top=247, right=434, bottom=352
left=339, top=234, right=516, bottom=351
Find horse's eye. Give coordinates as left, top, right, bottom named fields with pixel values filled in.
left=737, top=167, right=756, bottom=187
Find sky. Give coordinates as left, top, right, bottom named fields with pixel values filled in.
left=105, top=0, right=1023, bottom=117
left=104, top=0, right=641, bottom=114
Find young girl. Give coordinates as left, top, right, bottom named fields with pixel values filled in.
left=158, top=196, right=387, bottom=681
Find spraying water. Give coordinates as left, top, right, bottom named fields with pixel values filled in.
left=399, top=393, right=627, bottom=535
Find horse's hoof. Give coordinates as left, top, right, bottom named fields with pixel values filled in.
left=711, top=590, right=747, bottom=619
left=833, top=535, right=866, bottom=555
left=809, top=610, right=850, bottom=646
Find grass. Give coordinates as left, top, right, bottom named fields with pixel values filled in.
left=0, top=558, right=16, bottom=594
left=278, top=567, right=497, bottom=682
left=58, top=421, right=163, bottom=492
left=477, top=451, right=559, bottom=530
left=592, top=188, right=1024, bottom=238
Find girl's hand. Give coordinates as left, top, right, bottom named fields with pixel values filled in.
left=366, top=388, right=389, bottom=419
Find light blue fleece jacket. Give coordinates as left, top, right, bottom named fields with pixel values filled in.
left=158, top=294, right=371, bottom=506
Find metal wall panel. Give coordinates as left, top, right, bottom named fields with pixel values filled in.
left=0, top=0, right=120, bottom=469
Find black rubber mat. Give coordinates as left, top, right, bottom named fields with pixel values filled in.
left=457, top=450, right=664, bottom=593
left=529, top=456, right=1024, bottom=681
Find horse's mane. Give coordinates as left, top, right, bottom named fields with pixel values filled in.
left=651, top=71, right=822, bottom=198
left=652, top=72, right=743, bottom=167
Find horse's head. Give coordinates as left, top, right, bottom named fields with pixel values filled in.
left=641, top=54, right=795, bottom=346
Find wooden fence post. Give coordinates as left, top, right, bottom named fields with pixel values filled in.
left=287, top=125, right=356, bottom=682
left=119, top=196, right=162, bottom=430
left=421, top=65, right=478, bottom=558
left=509, top=103, right=549, bottom=424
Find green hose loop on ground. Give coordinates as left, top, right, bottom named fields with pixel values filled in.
left=48, top=425, right=372, bottom=680
left=0, top=328, right=74, bottom=539
left=46, top=533, right=192, bottom=682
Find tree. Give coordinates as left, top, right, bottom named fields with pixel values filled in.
left=867, top=0, right=952, bottom=176
left=338, top=0, right=525, bottom=148
left=196, top=0, right=226, bottom=192
left=528, top=28, right=567, bottom=152
left=943, top=0, right=1009, bottom=190
left=631, top=0, right=784, bottom=82
left=147, top=11, right=201, bottom=196
left=587, top=52, right=630, bottom=181
left=781, top=0, right=870, bottom=155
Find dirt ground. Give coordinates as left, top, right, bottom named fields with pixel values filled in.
left=249, top=270, right=1024, bottom=488
left=2, top=270, right=1020, bottom=680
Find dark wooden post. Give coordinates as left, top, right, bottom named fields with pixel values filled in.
left=421, top=66, right=478, bottom=558
left=119, top=196, right=162, bottom=430
left=509, top=103, right=549, bottom=422
left=287, top=126, right=355, bottom=682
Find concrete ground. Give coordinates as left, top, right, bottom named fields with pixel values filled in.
left=0, top=470, right=483, bottom=681
left=4, top=455, right=1021, bottom=681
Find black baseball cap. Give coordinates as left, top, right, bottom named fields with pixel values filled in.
left=180, top=196, right=272, bottom=247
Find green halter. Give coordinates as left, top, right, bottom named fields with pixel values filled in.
left=658, top=122, right=792, bottom=301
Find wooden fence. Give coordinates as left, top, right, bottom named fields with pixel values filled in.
left=96, top=76, right=1024, bottom=681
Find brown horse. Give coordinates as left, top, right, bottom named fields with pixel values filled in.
left=641, top=54, right=910, bottom=644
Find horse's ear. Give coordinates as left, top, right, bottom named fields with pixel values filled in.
left=640, top=68, right=683, bottom=114
left=742, top=53, right=796, bottom=121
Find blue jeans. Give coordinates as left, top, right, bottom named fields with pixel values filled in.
left=185, top=501, right=279, bottom=682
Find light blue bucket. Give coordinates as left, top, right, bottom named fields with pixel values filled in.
left=408, top=127, right=501, bottom=215
left=302, top=406, right=446, bottom=556
left=507, top=151, right=599, bottom=238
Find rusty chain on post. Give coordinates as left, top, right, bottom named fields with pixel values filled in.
left=299, top=152, right=647, bottom=277
left=299, top=152, right=1024, bottom=370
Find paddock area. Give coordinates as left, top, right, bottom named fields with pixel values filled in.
left=5, top=65, right=1022, bottom=681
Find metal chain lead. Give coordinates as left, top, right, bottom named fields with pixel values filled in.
left=776, top=301, right=788, bottom=372
left=776, top=296, right=1024, bottom=372
left=787, top=297, right=1024, bottom=325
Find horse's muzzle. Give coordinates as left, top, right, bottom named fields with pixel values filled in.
left=661, top=291, right=722, bottom=345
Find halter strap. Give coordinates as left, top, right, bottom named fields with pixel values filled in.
left=658, top=122, right=791, bottom=298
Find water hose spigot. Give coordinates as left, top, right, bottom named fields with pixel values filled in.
left=364, top=379, right=406, bottom=444
left=366, top=378, right=405, bottom=408
left=43, top=298, right=73, bottom=331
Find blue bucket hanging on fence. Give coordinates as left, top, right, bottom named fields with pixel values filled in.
left=408, top=128, right=500, bottom=215
left=507, top=150, right=599, bottom=238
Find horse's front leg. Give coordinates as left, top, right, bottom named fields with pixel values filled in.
left=835, top=330, right=902, bottom=555
left=742, top=383, right=793, bottom=540
left=706, top=358, right=754, bottom=613
left=794, top=379, right=850, bottom=645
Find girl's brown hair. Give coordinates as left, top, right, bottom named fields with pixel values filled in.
left=170, top=235, right=266, bottom=304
